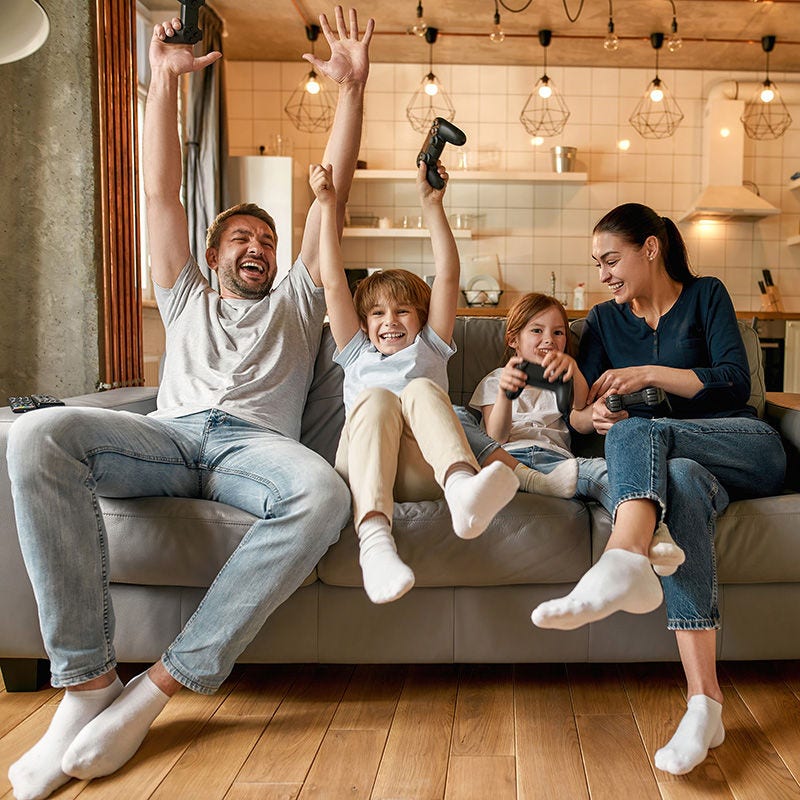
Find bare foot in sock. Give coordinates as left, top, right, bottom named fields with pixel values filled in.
left=649, top=522, right=686, bottom=577
left=531, top=549, right=663, bottom=630
left=655, top=695, right=725, bottom=775
left=514, top=460, right=578, bottom=499
left=61, top=671, right=169, bottom=780
left=358, top=517, right=415, bottom=603
left=8, top=677, right=123, bottom=800
left=444, top=462, right=518, bottom=539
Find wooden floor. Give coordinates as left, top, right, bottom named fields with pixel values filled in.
left=2, top=661, right=800, bottom=799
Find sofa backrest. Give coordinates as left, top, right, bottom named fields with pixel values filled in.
left=299, top=316, right=766, bottom=465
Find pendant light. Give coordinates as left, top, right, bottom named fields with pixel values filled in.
left=408, top=1, right=428, bottom=37
left=666, top=0, right=682, bottom=52
left=284, top=25, right=336, bottom=133
left=0, top=0, right=49, bottom=64
left=741, top=36, right=792, bottom=140
left=406, top=27, right=456, bottom=134
left=604, top=0, right=619, bottom=51
left=490, top=0, right=505, bottom=43
left=629, top=33, right=684, bottom=139
left=519, top=30, right=570, bottom=138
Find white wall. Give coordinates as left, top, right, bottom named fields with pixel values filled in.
left=225, top=60, right=800, bottom=312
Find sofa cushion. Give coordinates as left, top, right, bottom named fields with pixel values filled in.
left=317, top=493, right=592, bottom=588
left=100, top=496, right=317, bottom=588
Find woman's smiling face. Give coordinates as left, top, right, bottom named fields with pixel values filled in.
left=592, top=231, right=656, bottom=304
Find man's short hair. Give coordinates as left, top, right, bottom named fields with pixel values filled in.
left=206, top=203, right=278, bottom=250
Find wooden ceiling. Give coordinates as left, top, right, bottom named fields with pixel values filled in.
left=144, top=1, right=800, bottom=72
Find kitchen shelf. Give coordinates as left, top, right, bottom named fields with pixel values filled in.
left=343, top=227, right=472, bottom=239
left=353, top=169, right=587, bottom=184
left=787, top=234, right=800, bottom=247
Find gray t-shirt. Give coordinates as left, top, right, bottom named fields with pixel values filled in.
left=151, top=255, right=326, bottom=440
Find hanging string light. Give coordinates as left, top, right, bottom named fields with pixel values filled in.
left=519, top=30, right=570, bottom=138
left=406, top=27, right=456, bottom=133
left=629, top=32, right=684, bottom=138
left=604, top=0, right=619, bottom=51
left=741, top=35, right=792, bottom=140
left=490, top=0, right=505, bottom=43
left=408, top=1, right=427, bottom=37
left=284, top=25, right=336, bottom=133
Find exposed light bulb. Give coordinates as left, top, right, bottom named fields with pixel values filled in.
left=604, top=19, right=619, bottom=51
left=410, top=1, right=427, bottom=36
left=538, top=79, right=553, bottom=99
left=531, top=136, right=544, bottom=146
left=424, top=78, right=438, bottom=97
left=667, top=18, right=682, bottom=52
left=650, top=85, right=664, bottom=102
left=760, top=82, right=775, bottom=103
left=617, top=138, right=631, bottom=151
left=490, top=11, right=505, bottom=43
left=305, top=72, right=321, bottom=95
left=720, top=127, right=731, bottom=138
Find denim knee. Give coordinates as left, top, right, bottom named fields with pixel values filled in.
left=6, top=406, right=76, bottom=483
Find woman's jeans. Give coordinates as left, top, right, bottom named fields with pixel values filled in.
left=6, top=406, right=350, bottom=693
left=605, top=415, right=786, bottom=630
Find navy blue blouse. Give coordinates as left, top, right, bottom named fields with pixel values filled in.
left=578, top=276, right=755, bottom=419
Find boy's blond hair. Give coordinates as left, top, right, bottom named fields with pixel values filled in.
left=504, top=293, right=572, bottom=359
left=353, top=269, right=432, bottom=327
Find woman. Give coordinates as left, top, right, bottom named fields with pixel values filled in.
left=531, top=203, right=786, bottom=775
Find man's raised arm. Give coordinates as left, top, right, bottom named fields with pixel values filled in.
left=300, top=6, right=374, bottom=285
left=143, top=18, right=221, bottom=289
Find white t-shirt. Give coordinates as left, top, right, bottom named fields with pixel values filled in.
left=334, top=325, right=455, bottom=414
left=470, top=368, right=572, bottom=458
left=151, top=255, right=326, bottom=440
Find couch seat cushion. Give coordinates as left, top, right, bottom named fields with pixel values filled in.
left=317, top=493, right=592, bottom=588
left=100, top=496, right=317, bottom=588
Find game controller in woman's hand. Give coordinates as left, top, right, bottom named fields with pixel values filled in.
left=164, top=0, right=205, bottom=45
left=416, top=118, right=467, bottom=189
left=605, top=387, right=672, bottom=415
left=505, top=361, right=574, bottom=416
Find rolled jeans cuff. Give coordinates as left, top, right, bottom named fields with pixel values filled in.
left=611, top=490, right=666, bottom=525
left=666, top=616, right=721, bottom=631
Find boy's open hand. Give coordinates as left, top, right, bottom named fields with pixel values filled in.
left=309, top=164, right=336, bottom=204
left=304, top=7, right=374, bottom=87
left=150, top=18, right=222, bottom=75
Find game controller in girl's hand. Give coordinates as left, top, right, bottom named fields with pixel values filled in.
left=416, top=118, right=467, bottom=189
left=164, top=0, right=205, bottom=45
left=505, top=361, right=574, bottom=417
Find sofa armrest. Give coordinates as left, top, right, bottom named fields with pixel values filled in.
left=765, top=399, right=800, bottom=492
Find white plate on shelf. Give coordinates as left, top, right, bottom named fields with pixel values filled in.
left=465, top=274, right=501, bottom=305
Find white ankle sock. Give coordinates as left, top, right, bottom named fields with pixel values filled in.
left=649, top=521, right=686, bottom=577
left=531, top=549, right=663, bottom=630
left=514, top=460, right=578, bottom=499
left=357, top=515, right=415, bottom=604
left=654, top=695, right=725, bottom=775
left=444, top=462, right=518, bottom=540
left=8, top=677, right=123, bottom=800
left=61, top=671, right=170, bottom=780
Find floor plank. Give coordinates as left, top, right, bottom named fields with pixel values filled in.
left=445, top=755, right=516, bottom=800
left=224, top=783, right=301, bottom=800
left=329, top=664, right=406, bottom=732
left=452, top=664, right=514, bottom=757
left=568, top=663, right=630, bottom=716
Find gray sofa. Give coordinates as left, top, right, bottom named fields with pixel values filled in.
left=2, top=317, right=800, bottom=692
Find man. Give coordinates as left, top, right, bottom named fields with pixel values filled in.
left=7, top=8, right=372, bottom=799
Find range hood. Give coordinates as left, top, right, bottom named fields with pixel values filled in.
left=679, top=98, right=780, bottom=223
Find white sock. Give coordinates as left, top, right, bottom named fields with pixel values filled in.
left=649, top=521, right=686, bottom=577
left=8, top=677, right=123, bottom=800
left=531, top=549, right=663, bottom=630
left=61, top=671, right=170, bottom=780
left=444, top=462, right=518, bottom=540
left=654, top=695, right=725, bottom=775
left=514, top=460, right=578, bottom=499
left=357, top=515, right=415, bottom=604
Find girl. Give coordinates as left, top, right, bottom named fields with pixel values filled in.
left=309, top=160, right=517, bottom=605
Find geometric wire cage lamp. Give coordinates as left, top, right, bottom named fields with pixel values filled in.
left=284, top=25, right=337, bottom=133
left=741, top=35, right=792, bottom=140
left=406, top=27, right=457, bottom=133
left=629, top=32, right=684, bottom=139
left=520, top=30, right=570, bottom=138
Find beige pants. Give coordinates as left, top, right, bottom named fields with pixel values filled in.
left=335, top=378, right=480, bottom=529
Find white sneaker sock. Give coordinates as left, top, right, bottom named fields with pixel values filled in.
left=654, top=695, right=725, bottom=775
left=514, top=460, right=578, bottom=499
left=444, top=462, right=518, bottom=540
left=531, top=549, right=663, bottom=630
left=61, top=671, right=170, bottom=780
left=8, top=677, right=123, bottom=800
left=357, top=515, right=415, bottom=604
left=649, top=521, right=686, bottom=577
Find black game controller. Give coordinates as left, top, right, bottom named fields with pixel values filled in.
left=605, top=387, right=672, bottom=415
left=164, top=0, right=205, bottom=45
left=416, top=117, right=467, bottom=189
left=505, top=361, right=574, bottom=417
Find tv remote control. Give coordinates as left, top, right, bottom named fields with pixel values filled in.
left=8, top=394, right=65, bottom=413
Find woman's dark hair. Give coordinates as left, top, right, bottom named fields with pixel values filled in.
left=593, top=203, right=695, bottom=284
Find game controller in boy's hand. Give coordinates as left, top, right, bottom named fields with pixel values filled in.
left=416, top=117, right=467, bottom=189
left=605, top=387, right=673, bottom=415
left=164, top=0, right=205, bottom=45
left=505, top=361, right=574, bottom=417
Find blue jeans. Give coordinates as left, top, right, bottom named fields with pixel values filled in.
left=605, top=415, right=786, bottom=630
left=6, top=406, right=350, bottom=693
left=453, top=406, right=610, bottom=509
